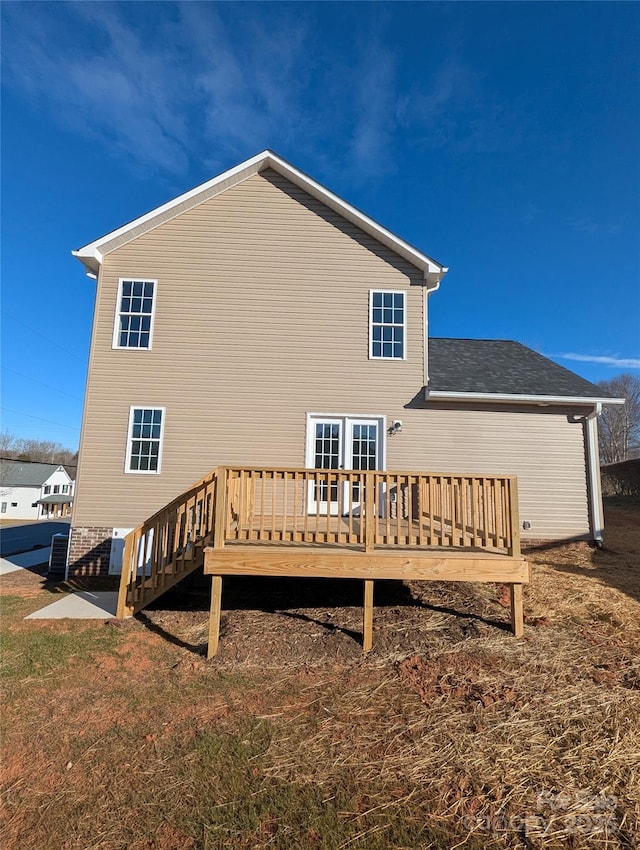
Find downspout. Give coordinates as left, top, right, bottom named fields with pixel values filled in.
left=423, top=269, right=445, bottom=397
left=423, top=286, right=430, bottom=391
left=585, top=403, right=604, bottom=546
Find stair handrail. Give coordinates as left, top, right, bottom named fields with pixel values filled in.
left=116, top=466, right=220, bottom=617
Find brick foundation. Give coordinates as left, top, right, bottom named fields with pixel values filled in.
left=67, top=526, right=113, bottom=577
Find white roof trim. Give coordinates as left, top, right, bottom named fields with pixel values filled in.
left=73, top=150, right=448, bottom=282
left=427, top=390, right=626, bottom=406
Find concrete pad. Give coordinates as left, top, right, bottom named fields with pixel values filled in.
left=0, top=547, right=51, bottom=575
left=26, top=591, right=118, bottom=620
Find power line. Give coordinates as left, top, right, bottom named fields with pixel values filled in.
left=1, top=407, right=80, bottom=432
left=3, top=312, right=88, bottom=363
left=2, top=367, right=85, bottom=402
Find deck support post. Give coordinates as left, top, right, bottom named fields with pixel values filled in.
left=207, top=575, right=223, bottom=659
left=510, top=583, right=524, bottom=638
left=116, top=531, right=136, bottom=619
left=363, top=579, right=374, bottom=652
left=207, top=469, right=229, bottom=659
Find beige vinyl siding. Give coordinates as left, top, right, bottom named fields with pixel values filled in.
left=392, top=405, right=591, bottom=541
left=73, top=169, right=425, bottom=527
left=73, top=169, right=590, bottom=541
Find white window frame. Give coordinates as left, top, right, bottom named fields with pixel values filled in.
left=305, top=413, right=387, bottom=471
left=112, top=278, right=157, bottom=350
left=43, top=485, right=51, bottom=495
left=305, top=412, right=387, bottom=515
left=369, top=289, right=407, bottom=360
left=124, top=406, right=166, bottom=475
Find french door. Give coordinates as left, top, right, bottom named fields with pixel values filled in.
left=306, top=415, right=384, bottom=514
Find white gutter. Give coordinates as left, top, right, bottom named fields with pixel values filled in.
left=426, top=390, right=626, bottom=406
left=585, top=403, right=604, bottom=544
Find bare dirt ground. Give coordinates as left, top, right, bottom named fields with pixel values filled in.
left=1, top=501, right=638, bottom=849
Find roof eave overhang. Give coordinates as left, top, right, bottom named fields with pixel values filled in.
left=72, top=150, right=448, bottom=283
left=425, top=390, right=626, bottom=406
left=71, top=249, right=101, bottom=278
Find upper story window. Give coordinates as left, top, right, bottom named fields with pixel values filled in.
left=53, top=485, right=60, bottom=494
left=113, top=279, right=156, bottom=350
left=61, top=484, right=69, bottom=494
left=369, top=290, right=406, bottom=360
left=125, top=407, right=165, bottom=474
left=43, top=485, right=51, bottom=495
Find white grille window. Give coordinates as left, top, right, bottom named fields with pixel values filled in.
left=125, top=407, right=165, bottom=474
left=369, top=290, right=406, bottom=359
left=114, top=279, right=156, bottom=349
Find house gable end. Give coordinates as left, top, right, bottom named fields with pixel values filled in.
left=73, top=151, right=447, bottom=284
left=99, top=169, right=427, bottom=288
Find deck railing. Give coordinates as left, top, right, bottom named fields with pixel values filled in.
left=117, top=465, right=521, bottom=618
left=217, top=466, right=521, bottom=556
left=115, top=468, right=218, bottom=618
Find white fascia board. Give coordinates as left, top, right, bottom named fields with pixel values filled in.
left=426, top=390, right=626, bottom=406
left=72, top=150, right=448, bottom=281
left=73, top=152, right=269, bottom=261
left=266, top=153, right=447, bottom=280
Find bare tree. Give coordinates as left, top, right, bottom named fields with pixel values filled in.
left=597, top=374, right=640, bottom=464
left=0, top=431, right=17, bottom=455
left=0, top=433, right=78, bottom=467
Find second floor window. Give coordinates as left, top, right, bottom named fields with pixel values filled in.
left=43, top=485, right=51, bottom=495
left=114, top=279, right=156, bottom=349
left=53, top=485, right=60, bottom=494
left=62, top=484, right=69, bottom=494
left=369, top=290, right=406, bottom=359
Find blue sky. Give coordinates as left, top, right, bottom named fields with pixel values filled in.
left=1, top=1, right=639, bottom=449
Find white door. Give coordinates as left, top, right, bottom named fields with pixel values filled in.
left=308, top=418, right=344, bottom=514
left=307, top=416, right=384, bottom=514
left=108, top=527, right=153, bottom=576
left=345, top=419, right=381, bottom=512
left=108, top=528, right=134, bottom=575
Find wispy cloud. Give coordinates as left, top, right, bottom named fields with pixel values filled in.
left=567, top=216, right=623, bottom=236
left=350, top=46, right=397, bottom=173
left=0, top=4, right=529, bottom=181
left=558, top=353, right=640, bottom=369
left=1, top=3, right=401, bottom=179
left=2, top=3, right=191, bottom=174
left=397, top=57, right=528, bottom=153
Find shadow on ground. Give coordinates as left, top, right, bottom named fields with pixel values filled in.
left=528, top=499, right=640, bottom=606
left=137, top=572, right=511, bottom=658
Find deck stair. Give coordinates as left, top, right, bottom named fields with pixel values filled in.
left=116, top=467, right=219, bottom=618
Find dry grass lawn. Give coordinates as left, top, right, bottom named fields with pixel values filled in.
left=1, top=500, right=639, bottom=849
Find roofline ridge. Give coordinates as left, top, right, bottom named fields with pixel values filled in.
left=72, top=150, right=448, bottom=281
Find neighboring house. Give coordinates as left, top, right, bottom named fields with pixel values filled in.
left=0, top=459, right=75, bottom=520
left=69, top=150, right=623, bottom=577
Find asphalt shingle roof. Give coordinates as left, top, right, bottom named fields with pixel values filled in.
left=36, top=495, right=73, bottom=505
left=0, top=460, right=65, bottom=487
left=428, top=339, right=611, bottom=398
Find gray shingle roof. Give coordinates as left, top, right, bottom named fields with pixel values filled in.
left=36, top=495, right=73, bottom=505
left=0, top=459, right=66, bottom=487
left=428, top=339, right=612, bottom=398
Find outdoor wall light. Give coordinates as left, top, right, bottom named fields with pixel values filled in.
left=389, top=420, right=403, bottom=434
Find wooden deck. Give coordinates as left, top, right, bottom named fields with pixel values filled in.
left=116, top=465, right=529, bottom=657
